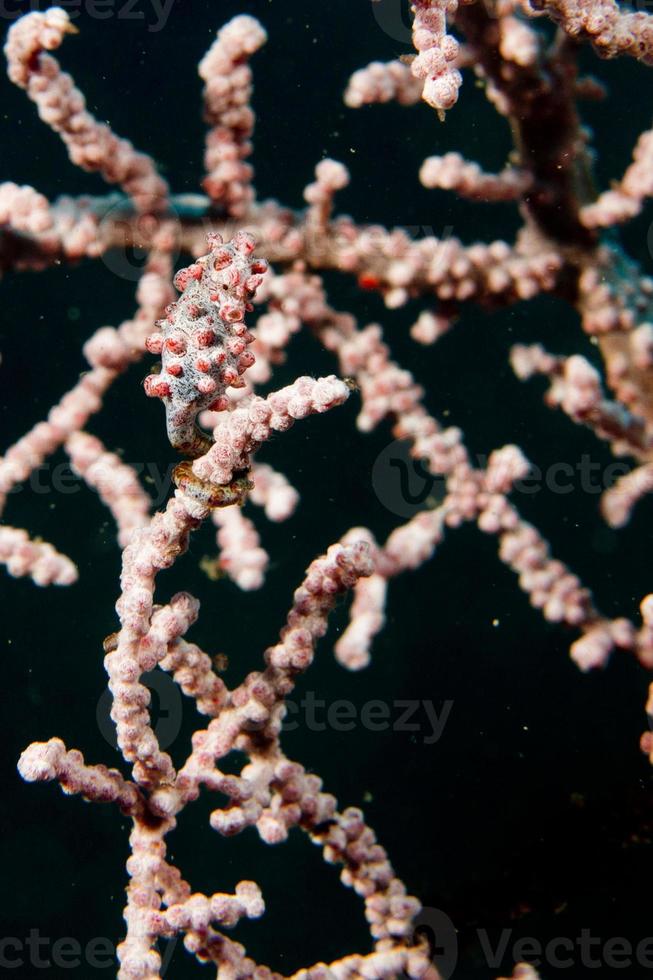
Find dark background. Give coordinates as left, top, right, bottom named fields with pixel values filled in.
left=1, top=1, right=653, bottom=977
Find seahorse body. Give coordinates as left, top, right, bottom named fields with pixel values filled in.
left=144, top=231, right=267, bottom=457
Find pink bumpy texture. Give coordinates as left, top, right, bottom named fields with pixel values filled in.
left=144, top=231, right=267, bottom=457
